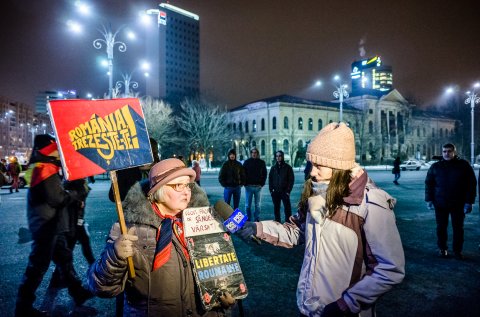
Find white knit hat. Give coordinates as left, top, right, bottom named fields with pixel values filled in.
left=306, top=122, right=355, bottom=170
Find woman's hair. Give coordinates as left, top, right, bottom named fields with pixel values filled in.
left=297, top=178, right=313, bottom=216
left=151, top=185, right=166, bottom=203
left=325, top=169, right=352, bottom=217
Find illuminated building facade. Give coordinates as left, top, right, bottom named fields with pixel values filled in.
left=146, top=3, right=200, bottom=102
left=350, top=56, right=393, bottom=95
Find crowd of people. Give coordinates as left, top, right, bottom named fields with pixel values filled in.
left=8, top=120, right=479, bottom=316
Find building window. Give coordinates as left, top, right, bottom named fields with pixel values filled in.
left=252, top=140, right=256, bottom=148
left=308, top=118, right=313, bottom=131
left=318, top=119, right=323, bottom=130
left=283, top=139, right=289, bottom=154
left=261, top=140, right=266, bottom=156
left=252, top=120, right=257, bottom=132
left=368, top=121, right=373, bottom=134
left=239, top=122, right=243, bottom=132
left=272, top=117, right=277, bottom=130
left=432, top=128, right=435, bottom=138
left=439, top=128, right=443, bottom=138
left=245, top=121, right=249, bottom=133
left=284, top=116, right=289, bottom=129
left=232, top=123, right=236, bottom=132
left=261, top=118, right=265, bottom=131
left=417, top=127, right=420, bottom=137
left=272, top=139, right=277, bottom=154
left=298, top=117, right=303, bottom=130
left=423, top=127, right=426, bottom=137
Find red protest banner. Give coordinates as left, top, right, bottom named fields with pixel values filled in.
left=48, top=98, right=153, bottom=180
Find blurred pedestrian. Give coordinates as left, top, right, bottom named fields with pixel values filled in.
left=88, top=158, right=234, bottom=316
left=192, top=160, right=202, bottom=186
left=243, top=147, right=267, bottom=221
left=393, top=156, right=401, bottom=185
left=7, top=156, right=21, bottom=193
left=268, top=150, right=294, bottom=222
left=239, top=122, right=405, bottom=316
left=218, top=149, right=245, bottom=210
left=15, top=135, right=92, bottom=316
left=425, top=143, right=477, bottom=259
left=64, top=178, right=95, bottom=265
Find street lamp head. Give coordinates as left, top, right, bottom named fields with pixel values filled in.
left=334, top=75, right=341, bottom=81
left=75, top=1, right=91, bottom=16
left=67, top=20, right=83, bottom=34
left=314, top=80, right=322, bottom=87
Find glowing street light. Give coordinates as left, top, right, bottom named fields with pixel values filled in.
left=333, top=75, right=349, bottom=123
left=93, top=24, right=127, bottom=99
left=465, top=82, right=480, bottom=165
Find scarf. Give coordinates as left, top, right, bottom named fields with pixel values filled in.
left=151, top=203, right=189, bottom=271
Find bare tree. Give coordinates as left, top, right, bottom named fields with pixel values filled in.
left=140, top=96, right=178, bottom=155
left=177, top=98, right=233, bottom=161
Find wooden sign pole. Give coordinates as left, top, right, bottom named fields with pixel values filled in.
left=110, top=170, right=136, bottom=278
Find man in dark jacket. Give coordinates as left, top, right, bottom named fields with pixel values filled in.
left=218, top=149, right=246, bottom=210
left=425, top=143, right=477, bottom=260
left=243, top=147, right=267, bottom=221
left=15, top=135, right=92, bottom=316
left=269, top=150, right=295, bottom=222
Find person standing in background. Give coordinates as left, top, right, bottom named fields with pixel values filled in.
left=268, top=150, right=294, bottom=222
left=7, top=156, right=21, bottom=193
left=218, top=149, right=245, bottom=210
left=393, top=157, right=401, bottom=185
left=192, top=160, right=202, bottom=186
left=425, top=143, right=477, bottom=259
left=243, top=147, right=267, bottom=221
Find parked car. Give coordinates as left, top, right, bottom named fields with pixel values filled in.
left=400, top=160, right=422, bottom=171
left=1, top=166, right=28, bottom=188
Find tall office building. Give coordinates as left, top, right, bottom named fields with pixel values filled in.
left=35, top=90, right=78, bottom=113
left=146, top=3, right=200, bottom=102
left=350, top=55, right=393, bottom=95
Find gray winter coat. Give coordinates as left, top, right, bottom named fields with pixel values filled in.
left=88, top=181, right=226, bottom=317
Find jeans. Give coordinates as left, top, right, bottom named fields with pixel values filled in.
left=223, top=186, right=241, bottom=210
left=271, top=191, right=292, bottom=223
left=245, top=185, right=262, bottom=221
left=434, top=205, right=465, bottom=253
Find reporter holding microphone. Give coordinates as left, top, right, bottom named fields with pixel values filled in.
left=88, top=158, right=234, bottom=316
left=239, top=123, right=405, bottom=317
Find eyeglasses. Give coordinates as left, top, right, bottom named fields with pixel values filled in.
left=165, top=182, right=195, bottom=192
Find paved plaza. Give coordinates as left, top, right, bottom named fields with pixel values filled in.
left=1, top=168, right=479, bottom=316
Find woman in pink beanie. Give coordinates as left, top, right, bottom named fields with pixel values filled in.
left=239, top=122, right=405, bottom=317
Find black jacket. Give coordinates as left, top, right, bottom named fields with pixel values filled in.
left=268, top=162, right=294, bottom=194
left=243, top=158, right=267, bottom=186
left=218, top=159, right=246, bottom=188
left=425, top=156, right=477, bottom=208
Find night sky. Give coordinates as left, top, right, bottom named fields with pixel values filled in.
left=1, top=0, right=479, bottom=109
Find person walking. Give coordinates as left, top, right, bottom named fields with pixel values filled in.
left=393, top=156, right=401, bottom=185
left=218, top=149, right=245, bottom=210
left=15, top=135, right=92, bottom=316
left=192, top=160, right=202, bottom=186
left=243, top=147, right=267, bottom=221
left=239, top=122, right=405, bottom=317
left=425, top=143, right=477, bottom=259
left=268, top=150, right=294, bottom=222
left=7, top=156, right=21, bottom=193
left=88, top=158, right=234, bottom=316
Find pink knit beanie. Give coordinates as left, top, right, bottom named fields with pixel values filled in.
left=306, top=122, right=355, bottom=170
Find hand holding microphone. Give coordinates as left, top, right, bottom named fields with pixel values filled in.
left=214, top=200, right=261, bottom=244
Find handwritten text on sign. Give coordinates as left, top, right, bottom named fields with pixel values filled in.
left=183, top=207, right=225, bottom=237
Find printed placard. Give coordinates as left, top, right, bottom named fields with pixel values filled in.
left=47, top=98, right=153, bottom=180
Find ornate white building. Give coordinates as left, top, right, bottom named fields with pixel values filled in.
left=228, top=90, right=458, bottom=166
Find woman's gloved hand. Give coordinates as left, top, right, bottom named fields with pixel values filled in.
left=113, top=227, right=138, bottom=259
left=219, top=291, right=236, bottom=309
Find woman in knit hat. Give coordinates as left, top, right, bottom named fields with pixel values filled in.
left=88, top=158, right=235, bottom=316
left=239, top=122, right=405, bottom=317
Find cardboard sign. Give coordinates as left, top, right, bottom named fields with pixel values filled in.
left=183, top=207, right=248, bottom=310
left=48, top=98, right=153, bottom=180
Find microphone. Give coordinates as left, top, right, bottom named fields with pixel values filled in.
left=214, top=200, right=261, bottom=245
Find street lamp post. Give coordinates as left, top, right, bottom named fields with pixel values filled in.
left=333, top=76, right=349, bottom=123
left=116, top=73, right=138, bottom=97
left=93, top=25, right=127, bottom=99
left=464, top=83, right=480, bottom=165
